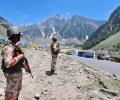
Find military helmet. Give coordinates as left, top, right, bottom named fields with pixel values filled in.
left=52, top=36, right=57, bottom=42
left=7, top=26, right=22, bottom=37
left=52, top=34, right=57, bottom=40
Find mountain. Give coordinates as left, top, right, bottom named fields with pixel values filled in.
left=82, top=6, right=120, bottom=49
left=0, top=15, right=105, bottom=45
left=0, top=16, right=12, bottom=36
left=21, top=15, right=105, bottom=43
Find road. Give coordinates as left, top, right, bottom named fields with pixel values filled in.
left=74, top=56, right=120, bottom=77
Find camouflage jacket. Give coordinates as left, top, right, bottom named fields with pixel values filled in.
left=1, top=41, right=23, bottom=74
left=50, top=42, right=60, bottom=55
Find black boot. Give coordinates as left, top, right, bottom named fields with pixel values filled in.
left=51, top=69, right=54, bottom=74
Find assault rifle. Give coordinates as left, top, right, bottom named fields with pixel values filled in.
left=15, top=44, right=33, bottom=78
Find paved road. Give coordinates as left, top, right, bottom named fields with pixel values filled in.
left=74, top=56, right=120, bottom=77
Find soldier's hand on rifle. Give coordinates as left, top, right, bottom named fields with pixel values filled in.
left=15, top=44, right=33, bottom=78
left=23, top=59, right=33, bottom=78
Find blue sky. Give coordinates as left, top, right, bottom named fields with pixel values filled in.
left=0, top=0, right=120, bottom=24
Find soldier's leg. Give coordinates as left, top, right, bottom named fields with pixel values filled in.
left=5, top=73, right=22, bottom=100
left=51, top=55, right=57, bottom=74
left=5, top=75, right=17, bottom=100
left=5, top=91, right=15, bottom=100
left=15, top=73, right=22, bottom=100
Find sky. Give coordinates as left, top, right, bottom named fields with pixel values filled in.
left=0, top=0, right=120, bottom=25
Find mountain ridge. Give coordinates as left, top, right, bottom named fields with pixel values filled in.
left=82, top=6, right=120, bottom=49
left=0, top=15, right=105, bottom=45
left=20, top=15, right=105, bottom=44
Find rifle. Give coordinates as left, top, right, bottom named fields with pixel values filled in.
left=15, top=44, right=33, bottom=78
left=23, top=58, right=33, bottom=78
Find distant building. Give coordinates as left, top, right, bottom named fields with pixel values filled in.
left=0, top=38, right=6, bottom=44
left=85, top=35, right=89, bottom=40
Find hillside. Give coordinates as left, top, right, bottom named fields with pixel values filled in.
left=0, top=16, right=12, bottom=36
left=0, top=25, right=6, bottom=36
left=82, top=6, right=120, bottom=49
left=92, top=31, right=120, bottom=51
left=0, top=49, right=120, bottom=100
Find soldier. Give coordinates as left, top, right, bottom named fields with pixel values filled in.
left=50, top=37, right=60, bottom=74
left=1, top=27, right=29, bottom=100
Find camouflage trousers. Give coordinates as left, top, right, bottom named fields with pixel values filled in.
left=51, top=54, right=57, bottom=70
left=4, top=72, right=22, bottom=100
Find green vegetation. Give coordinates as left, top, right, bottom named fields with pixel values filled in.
left=0, top=44, right=4, bottom=48
left=78, top=62, right=120, bottom=95
left=0, top=25, right=6, bottom=36
left=92, top=31, right=120, bottom=51
left=82, top=6, right=120, bottom=50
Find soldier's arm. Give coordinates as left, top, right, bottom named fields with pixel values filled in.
left=15, top=44, right=32, bottom=76
left=16, top=43, right=24, bottom=54
left=3, top=47, right=25, bottom=68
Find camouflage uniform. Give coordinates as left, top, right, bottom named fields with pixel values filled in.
left=1, top=41, right=23, bottom=100
left=51, top=54, right=57, bottom=70
left=50, top=42, right=60, bottom=71
left=4, top=73, right=22, bottom=100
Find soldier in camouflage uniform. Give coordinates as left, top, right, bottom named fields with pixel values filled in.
left=50, top=37, right=60, bottom=74
left=1, top=27, right=26, bottom=100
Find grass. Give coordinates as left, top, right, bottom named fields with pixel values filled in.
left=79, top=61, right=120, bottom=95
left=92, top=72, right=120, bottom=95
left=92, top=31, right=120, bottom=51
left=63, top=55, right=72, bottom=61
left=103, top=78, right=120, bottom=94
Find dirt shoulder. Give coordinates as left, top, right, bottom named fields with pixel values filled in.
left=0, top=48, right=120, bottom=100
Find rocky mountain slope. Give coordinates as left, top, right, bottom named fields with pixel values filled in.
left=82, top=6, right=120, bottom=49
left=20, top=15, right=104, bottom=43
left=0, top=16, right=12, bottom=36
left=0, top=15, right=104, bottom=45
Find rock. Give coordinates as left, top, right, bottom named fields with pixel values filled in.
left=87, top=75, right=94, bottom=80
left=98, top=97, right=104, bottom=100
left=83, top=69, right=90, bottom=74
left=0, top=80, right=3, bottom=84
left=113, top=74, right=117, bottom=78
left=48, top=81, right=52, bottom=84
left=89, top=96, right=94, bottom=98
left=98, top=79, right=107, bottom=89
left=77, top=86, right=81, bottom=89
left=41, top=88, right=48, bottom=95
left=34, top=93, right=40, bottom=100
left=99, top=88, right=118, bottom=96
left=41, top=91, right=47, bottom=95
